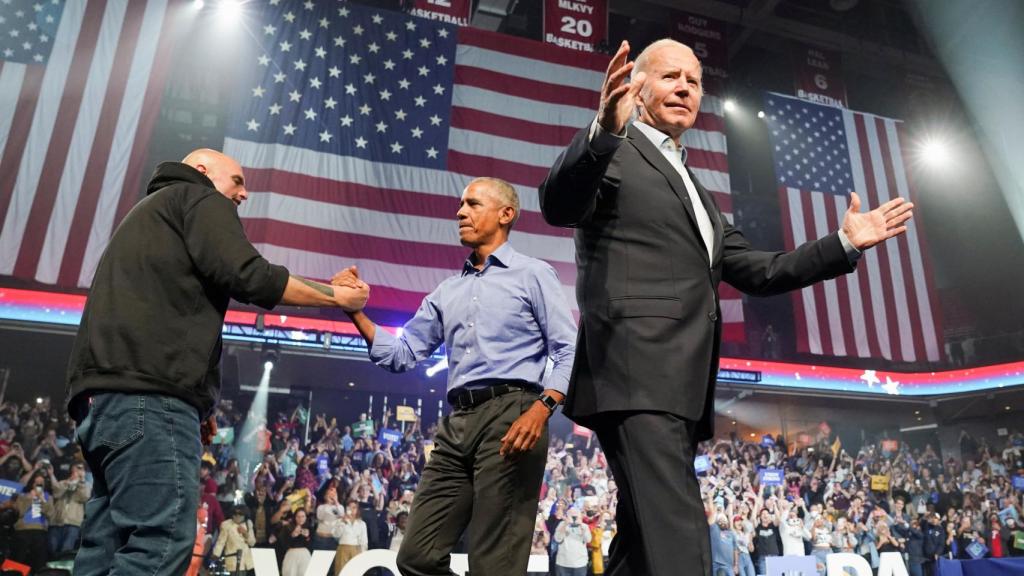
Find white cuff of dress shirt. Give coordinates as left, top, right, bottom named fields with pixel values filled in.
left=837, top=228, right=863, bottom=263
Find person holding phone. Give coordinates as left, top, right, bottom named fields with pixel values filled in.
left=554, top=508, right=593, bottom=576
left=2, top=471, right=55, bottom=572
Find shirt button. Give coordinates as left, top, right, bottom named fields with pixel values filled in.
left=468, top=322, right=474, bottom=327
left=465, top=348, right=472, bottom=355
left=472, top=296, right=478, bottom=302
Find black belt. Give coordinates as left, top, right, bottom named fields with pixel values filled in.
left=447, top=381, right=538, bottom=411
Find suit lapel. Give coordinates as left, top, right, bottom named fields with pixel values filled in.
left=627, top=125, right=714, bottom=265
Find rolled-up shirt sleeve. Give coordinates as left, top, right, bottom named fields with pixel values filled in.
left=369, top=287, right=445, bottom=373
left=528, top=264, right=577, bottom=395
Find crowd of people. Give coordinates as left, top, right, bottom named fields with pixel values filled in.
left=0, top=394, right=1022, bottom=576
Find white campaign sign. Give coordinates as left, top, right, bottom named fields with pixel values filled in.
left=251, top=548, right=550, bottom=576
left=826, top=552, right=908, bottom=576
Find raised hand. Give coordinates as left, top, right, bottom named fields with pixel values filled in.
left=597, top=41, right=646, bottom=136
left=842, top=192, right=914, bottom=250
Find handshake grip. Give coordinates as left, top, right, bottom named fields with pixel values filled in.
left=332, top=265, right=371, bottom=313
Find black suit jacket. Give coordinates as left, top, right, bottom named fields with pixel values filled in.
left=539, top=124, right=855, bottom=441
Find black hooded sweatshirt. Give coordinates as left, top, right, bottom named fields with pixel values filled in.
left=66, top=162, right=289, bottom=416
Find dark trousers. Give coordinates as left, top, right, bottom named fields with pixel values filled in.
left=397, top=390, right=547, bottom=576
left=594, top=412, right=710, bottom=576
left=73, top=392, right=201, bottom=576
left=13, top=529, right=49, bottom=572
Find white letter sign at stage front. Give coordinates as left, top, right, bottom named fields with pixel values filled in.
left=826, top=553, right=872, bottom=576
left=252, top=548, right=549, bottom=576
left=876, top=552, right=910, bottom=576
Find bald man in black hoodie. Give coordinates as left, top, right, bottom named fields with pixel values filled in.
left=66, top=149, right=368, bottom=576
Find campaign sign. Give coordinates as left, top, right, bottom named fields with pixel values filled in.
left=759, top=468, right=785, bottom=487
left=379, top=429, right=403, bottom=445
left=0, top=480, right=23, bottom=503
left=694, top=455, right=710, bottom=474
left=1013, top=476, right=1024, bottom=492
left=352, top=420, right=375, bottom=438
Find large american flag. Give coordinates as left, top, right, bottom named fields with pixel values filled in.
left=0, top=0, right=179, bottom=288
left=225, top=0, right=743, bottom=339
left=764, top=92, right=942, bottom=362
left=0, top=0, right=742, bottom=340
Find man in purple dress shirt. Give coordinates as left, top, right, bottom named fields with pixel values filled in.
left=336, top=176, right=577, bottom=576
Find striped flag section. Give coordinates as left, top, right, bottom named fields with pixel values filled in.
left=0, top=0, right=181, bottom=289
left=765, top=92, right=942, bottom=362
left=224, top=1, right=743, bottom=340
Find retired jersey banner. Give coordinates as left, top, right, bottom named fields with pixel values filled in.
left=792, top=42, right=847, bottom=107
left=543, top=0, right=608, bottom=53
left=409, top=0, right=472, bottom=26
left=672, top=11, right=728, bottom=92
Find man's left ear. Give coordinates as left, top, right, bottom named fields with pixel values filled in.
left=500, top=206, right=516, bottom=226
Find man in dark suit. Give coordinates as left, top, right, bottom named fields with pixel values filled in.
left=539, top=39, right=914, bottom=576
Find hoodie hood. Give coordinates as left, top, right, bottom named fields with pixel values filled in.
left=146, top=161, right=215, bottom=195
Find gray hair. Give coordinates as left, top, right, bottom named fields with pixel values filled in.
left=468, top=177, right=520, bottom=230
left=634, top=38, right=704, bottom=96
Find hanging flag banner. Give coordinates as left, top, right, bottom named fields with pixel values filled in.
left=409, top=0, right=473, bottom=26
left=791, top=42, right=848, bottom=107
left=543, top=0, right=609, bottom=53
left=672, top=11, right=728, bottom=92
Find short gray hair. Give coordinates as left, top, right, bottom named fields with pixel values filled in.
left=633, top=38, right=703, bottom=92
left=468, top=177, right=520, bottom=230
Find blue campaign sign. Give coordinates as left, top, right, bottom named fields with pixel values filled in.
left=316, top=454, right=329, bottom=475
left=694, top=455, right=710, bottom=474
left=759, top=468, right=785, bottom=487
left=1013, top=476, right=1024, bottom=492
left=761, top=435, right=775, bottom=447
left=380, top=429, right=404, bottom=445
left=0, top=480, right=23, bottom=502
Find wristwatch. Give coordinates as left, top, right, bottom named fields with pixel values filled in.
left=537, top=393, right=560, bottom=413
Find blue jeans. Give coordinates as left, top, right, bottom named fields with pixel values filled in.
left=73, top=392, right=201, bottom=576
left=48, top=524, right=81, bottom=556
left=738, top=552, right=755, bottom=576
left=555, top=566, right=587, bottom=576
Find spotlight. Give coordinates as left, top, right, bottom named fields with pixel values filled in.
left=260, top=346, right=279, bottom=371
left=757, top=110, right=766, bottom=119
left=218, top=0, right=242, bottom=18
left=921, top=136, right=951, bottom=167
left=723, top=99, right=737, bottom=114
left=193, top=0, right=205, bottom=9
left=36, top=397, right=43, bottom=404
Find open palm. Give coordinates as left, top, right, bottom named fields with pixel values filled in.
left=842, top=192, right=914, bottom=250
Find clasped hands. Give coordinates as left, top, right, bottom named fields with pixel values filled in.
left=331, top=266, right=370, bottom=312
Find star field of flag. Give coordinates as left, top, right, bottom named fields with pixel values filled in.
left=226, top=1, right=458, bottom=168
left=0, top=0, right=63, bottom=64
left=764, top=95, right=854, bottom=196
